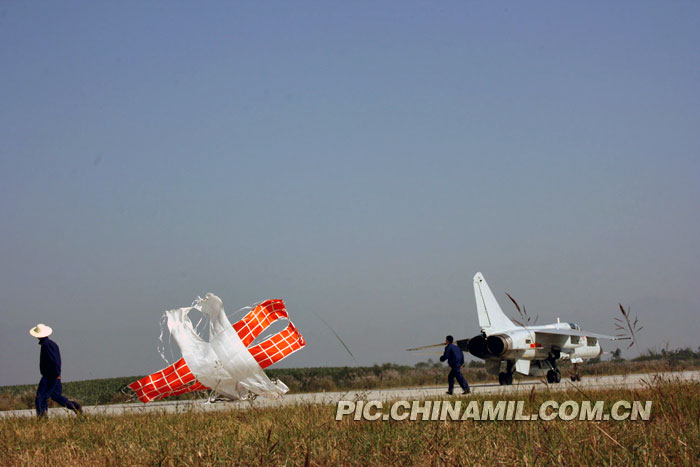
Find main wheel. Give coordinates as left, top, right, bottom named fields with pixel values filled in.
left=505, top=373, right=513, bottom=385
left=553, top=370, right=561, bottom=383
left=498, top=372, right=506, bottom=385
left=546, top=370, right=555, bottom=384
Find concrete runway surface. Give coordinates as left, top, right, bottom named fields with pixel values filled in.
left=2, top=370, right=697, bottom=419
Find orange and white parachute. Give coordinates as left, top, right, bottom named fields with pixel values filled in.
left=129, top=294, right=305, bottom=403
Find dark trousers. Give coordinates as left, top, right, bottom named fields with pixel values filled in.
left=35, top=376, right=78, bottom=417
left=448, top=366, right=469, bottom=393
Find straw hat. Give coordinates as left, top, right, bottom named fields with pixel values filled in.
left=29, top=324, right=53, bottom=338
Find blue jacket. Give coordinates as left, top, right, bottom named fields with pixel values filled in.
left=39, top=337, right=61, bottom=378
left=440, top=343, right=464, bottom=368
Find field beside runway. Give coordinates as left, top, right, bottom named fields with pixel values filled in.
left=2, top=351, right=699, bottom=410
left=1, top=373, right=698, bottom=465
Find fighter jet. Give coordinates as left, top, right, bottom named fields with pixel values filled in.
left=409, top=272, right=623, bottom=384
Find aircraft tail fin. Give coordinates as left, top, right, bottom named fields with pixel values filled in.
left=473, top=272, right=515, bottom=334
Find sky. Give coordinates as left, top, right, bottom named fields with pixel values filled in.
left=1, top=1, right=698, bottom=386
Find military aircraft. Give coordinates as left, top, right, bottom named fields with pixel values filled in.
left=409, top=272, right=622, bottom=384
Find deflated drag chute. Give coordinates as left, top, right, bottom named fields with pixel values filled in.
left=129, top=294, right=306, bottom=403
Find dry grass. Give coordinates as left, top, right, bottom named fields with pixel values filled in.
left=1, top=376, right=698, bottom=465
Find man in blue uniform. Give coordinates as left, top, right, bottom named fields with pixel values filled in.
left=30, top=324, right=82, bottom=417
left=440, top=335, right=470, bottom=395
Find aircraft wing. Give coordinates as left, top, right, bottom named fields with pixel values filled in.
left=534, top=328, right=624, bottom=340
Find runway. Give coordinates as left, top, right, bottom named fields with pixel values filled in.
left=2, top=370, right=698, bottom=419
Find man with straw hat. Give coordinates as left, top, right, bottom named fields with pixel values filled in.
left=30, top=324, right=82, bottom=417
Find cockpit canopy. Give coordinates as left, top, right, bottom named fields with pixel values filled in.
left=568, top=322, right=581, bottom=331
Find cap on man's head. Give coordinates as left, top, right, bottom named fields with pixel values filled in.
left=29, top=324, right=53, bottom=338
left=446, top=335, right=454, bottom=343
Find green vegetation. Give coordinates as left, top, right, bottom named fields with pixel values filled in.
left=2, top=348, right=699, bottom=411
left=631, top=347, right=700, bottom=363
left=1, top=377, right=697, bottom=465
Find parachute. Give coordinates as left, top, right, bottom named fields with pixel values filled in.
left=129, top=294, right=306, bottom=403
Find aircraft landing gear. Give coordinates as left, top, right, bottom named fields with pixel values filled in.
left=570, top=362, right=582, bottom=382
left=545, top=352, right=562, bottom=384
left=498, top=360, right=515, bottom=385
left=498, top=372, right=513, bottom=385
left=546, top=369, right=561, bottom=384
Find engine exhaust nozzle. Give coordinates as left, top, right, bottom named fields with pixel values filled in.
left=486, top=334, right=512, bottom=356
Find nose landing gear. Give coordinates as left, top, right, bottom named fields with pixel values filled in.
left=569, top=361, right=582, bottom=382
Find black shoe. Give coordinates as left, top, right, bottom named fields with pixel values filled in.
left=71, top=402, right=83, bottom=415
left=445, top=391, right=453, bottom=395
left=463, top=388, right=470, bottom=394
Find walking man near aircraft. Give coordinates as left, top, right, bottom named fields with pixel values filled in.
left=440, top=335, right=470, bottom=395
left=30, top=324, right=82, bottom=417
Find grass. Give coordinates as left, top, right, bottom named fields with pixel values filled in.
left=1, top=376, right=698, bottom=465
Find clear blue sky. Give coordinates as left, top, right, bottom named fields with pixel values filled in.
left=1, top=1, right=698, bottom=385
